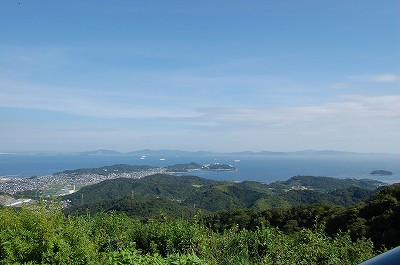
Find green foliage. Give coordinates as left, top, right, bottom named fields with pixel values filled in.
left=326, top=184, right=400, bottom=249
left=184, top=188, right=247, bottom=212
left=165, top=162, right=202, bottom=172
left=252, top=194, right=292, bottom=210
left=107, top=249, right=208, bottom=265
left=0, top=206, right=98, bottom=264
left=64, top=195, right=200, bottom=220
left=60, top=174, right=400, bottom=252
left=13, top=190, right=43, bottom=200
left=64, top=174, right=378, bottom=215
left=210, top=226, right=373, bottom=265
left=202, top=184, right=400, bottom=251
left=56, top=164, right=156, bottom=176
left=282, top=187, right=374, bottom=207
left=64, top=174, right=219, bottom=206
left=271, top=176, right=382, bottom=192
left=201, top=163, right=235, bottom=171
left=0, top=206, right=375, bottom=264
left=204, top=204, right=340, bottom=233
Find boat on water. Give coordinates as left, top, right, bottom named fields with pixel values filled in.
left=233, top=159, right=240, bottom=162
left=159, top=158, right=166, bottom=161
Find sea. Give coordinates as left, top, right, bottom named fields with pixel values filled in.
left=0, top=153, right=399, bottom=184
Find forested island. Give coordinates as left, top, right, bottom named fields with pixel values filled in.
left=164, top=162, right=236, bottom=172
left=370, top=169, right=393, bottom=176
left=57, top=162, right=236, bottom=175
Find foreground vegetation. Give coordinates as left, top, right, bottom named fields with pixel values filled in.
left=204, top=183, right=400, bottom=250
left=61, top=174, right=400, bottom=250
left=2, top=174, right=398, bottom=264
left=0, top=206, right=375, bottom=264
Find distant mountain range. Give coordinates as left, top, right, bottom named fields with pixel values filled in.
left=227, top=149, right=361, bottom=156
left=2, top=149, right=397, bottom=156
left=126, top=149, right=212, bottom=156
left=72, top=149, right=386, bottom=156
left=78, top=149, right=123, bottom=155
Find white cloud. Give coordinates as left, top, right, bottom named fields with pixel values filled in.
left=1, top=88, right=399, bottom=152
left=1, top=75, right=399, bottom=153
left=193, top=94, right=400, bottom=137
left=0, top=81, right=200, bottom=119
left=349, top=73, right=400, bottom=83
left=177, top=94, right=400, bottom=152
left=372, top=74, right=400, bottom=82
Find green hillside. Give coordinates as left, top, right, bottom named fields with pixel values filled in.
left=204, top=184, right=400, bottom=249
left=64, top=174, right=220, bottom=205
left=64, top=195, right=200, bottom=220
left=164, top=162, right=202, bottom=172
left=270, top=175, right=383, bottom=192
left=55, top=164, right=156, bottom=176
left=64, top=174, right=381, bottom=215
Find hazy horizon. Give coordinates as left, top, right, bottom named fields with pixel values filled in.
left=2, top=148, right=400, bottom=156
left=1, top=1, right=399, bottom=153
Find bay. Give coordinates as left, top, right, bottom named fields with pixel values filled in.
left=0, top=154, right=399, bottom=184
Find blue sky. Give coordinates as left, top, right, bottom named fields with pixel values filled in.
left=0, top=0, right=399, bottom=153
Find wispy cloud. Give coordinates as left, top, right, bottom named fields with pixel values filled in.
left=0, top=81, right=201, bottom=119
left=1, top=79, right=399, bottom=152
left=349, top=73, right=400, bottom=83
left=191, top=94, right=400, bottom=135
left=166, top=94, right=399, bottom=152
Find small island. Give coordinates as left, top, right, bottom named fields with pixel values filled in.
left=165, top=162, right=236, bottom=172
left=370, top=170, right=393, bottom=176
left=202, top=163, right=236, bottom=171
left=164, top=162, right=202, bottom=172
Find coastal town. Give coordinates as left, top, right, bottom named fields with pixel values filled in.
left=0, top=168, right=167, bottom=196
left=0, top=162, right=237, bottom=197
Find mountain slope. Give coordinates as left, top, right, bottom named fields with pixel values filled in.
left=64, top=195, right=199, bottom=219
left=269, top=175, right=382, bottom=192
left=63, top=174, right=383, bottom=214
left=64, top=174, right=220, bottom=205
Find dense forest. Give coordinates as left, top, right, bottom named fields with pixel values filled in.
left=1, top=173, right=398, bottom=264
left=204, top=183, right=400, bottom=250
left=0, top=206, right=375, bottom=264
left=54, top=164, right=157, bottom=176
left=61, top=174, right=400, bottom=250
left=64, top=174, right=381, bottom=212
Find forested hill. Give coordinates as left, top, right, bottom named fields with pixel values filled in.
left=55, top=164, right=157, bottom=176
left=61, top=174, right=400, bottom=249
left=54, top=162, right=236, bottom=176
left=204, top=183, right=400, bottom=250
left=64, top=174, right=384, bottom=217
left=64, top=194, right=199, bottom=220
left=269, top=175, right=383, bottom=191
left=64, top=174, right=220, bottom=205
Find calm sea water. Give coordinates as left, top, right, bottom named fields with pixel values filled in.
left=0, top=154, right=399, bottom=183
